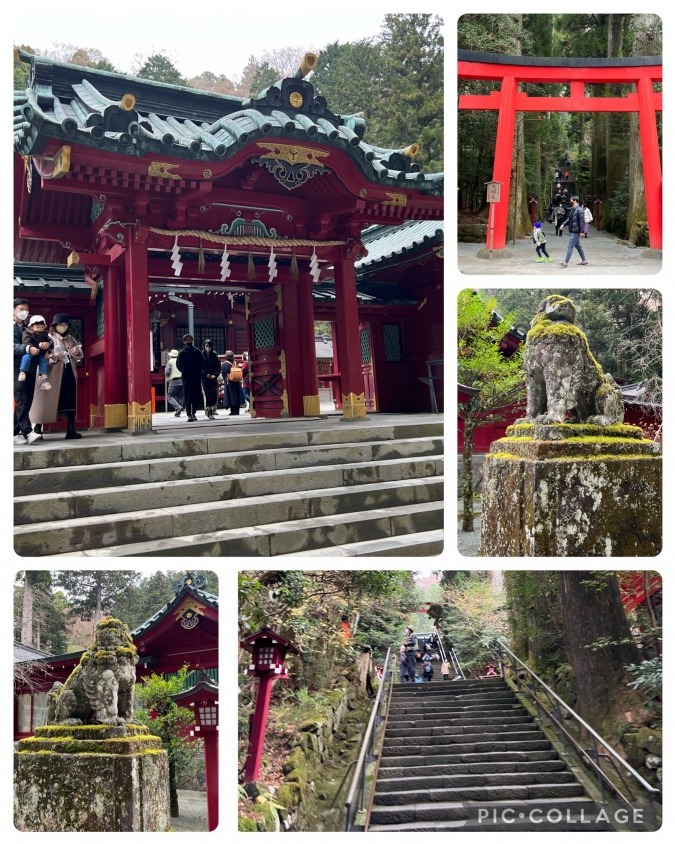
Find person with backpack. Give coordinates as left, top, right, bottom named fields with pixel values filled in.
left=403, top=626, right=417, bottom=683
left=221, top=350, right=244, bottom=416
left=422, top=652, right=434, bottom=681
left=559, top=196, right=589, bottom=267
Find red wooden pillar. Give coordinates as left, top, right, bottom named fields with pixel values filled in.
left=297, top=269, right=320, bottom=416
left=278, top=278, right=304, bottom=417
left=244, top=672, right=275, bottom=783
left=204, top=729, right=218, bottom=830
left=103, top=265, right=128, bottom=429
left=637, top=76, right=662, bottom=250
left=333, top=246, right=367, bottom=419
left=488, top=75, right=517, bottom=251
left=124, top=229, right=152, bottom=433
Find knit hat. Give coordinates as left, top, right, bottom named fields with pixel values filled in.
left=534, top=222, right=542, bottom=228
left=28, top=315, right=46, bottom=326
left=169, top=349, right=179, bottom=358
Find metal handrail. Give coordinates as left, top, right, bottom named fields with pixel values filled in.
left=344, top=647, right=394, bottom=831
left=493, top=639, right=659, bottom=821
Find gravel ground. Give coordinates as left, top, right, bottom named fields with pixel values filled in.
left=458, top=223, right=661, bottom=275
left=170, top=790, right=208, bottom=831
left=457, top=498, right=483, bottom=557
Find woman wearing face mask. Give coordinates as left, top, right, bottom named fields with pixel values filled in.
left=29, top=313, right=84, bottom=440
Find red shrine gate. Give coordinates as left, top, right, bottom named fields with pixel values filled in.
left=458, top=50, right=662, bottom=250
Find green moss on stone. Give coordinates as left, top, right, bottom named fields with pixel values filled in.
left=276, top=782, right=303, bottom=809
left=238, top=817, right=257, bottom=831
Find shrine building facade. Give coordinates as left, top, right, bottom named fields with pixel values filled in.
left=14, top=51, right=444, bottom=433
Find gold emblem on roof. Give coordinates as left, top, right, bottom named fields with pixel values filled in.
left=289, top=91, right=304, bottom=108
left=382, top=192, right=408, bottom=207
left=256, top=142, right=330, bottom=167
left=148, top=161, right=181, bottom=180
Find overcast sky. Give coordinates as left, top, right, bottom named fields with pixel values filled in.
left=13, top=1, right=443, bottom=81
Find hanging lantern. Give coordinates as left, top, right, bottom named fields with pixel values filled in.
left=171, top=236, right=183, bottom=276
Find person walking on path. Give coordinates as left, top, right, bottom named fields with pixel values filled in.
left=165, top=349, right=184, bottom=416
left=221, top=350, right=244, bottom=416
left=176, top=334, right=204, bottom=422
left=13, top=298, right=40, bottom=444
left=532, top=221, right=552, bottom=263
left=201, top=339, right=221, bottom=419
left=583, top=202, right=593, bottom=237
left=554, top=204, right=567, bottom=237
left=560, top=196, right=589, bottom=267
left=30, top=313, right=84, bottom=440
left=403, top=626, right=417, bottom=683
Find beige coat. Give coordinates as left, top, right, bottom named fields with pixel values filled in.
left=30, top=331, right=84, bottom=424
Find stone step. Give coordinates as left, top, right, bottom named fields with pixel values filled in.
left=377, top=759, right=568, bottom=780
left=15, top=419, right=445, bottom=557
left=381, top=738, right=552, bottom=758
left=386, top=714, right=533, bottom=729
left=15, top=456, right=443, bottom=525
left=379, top=749, right=561, bottom=769
left=388, top=701, right=523, bottom=716
left=369, top=789, right=589, bottom=825
left=375, top=770, right=576, bottom=794
left=383, top=728, right=547, bottom=749
left=373, top=778, right=583, bottom=805
left=384, top=721, right=538, bottom=739
left=368, top=798, right=613, bottom=831
left=391, top=679, right=507, bottom=695
left=389, top=692, right=517, bottom=708
left=14, top=422, right=444, bottom=471
left=14, top=436, right=443, bottom=495
left=274, top=530, right=444, bottom=557
left=38, top=501, right=443, bottom=558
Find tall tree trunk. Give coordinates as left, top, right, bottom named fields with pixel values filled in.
left=626, top=14, right=659, bottom=244
left=94, top=576, right=103, bottom=625
left=604, top=15, right=626, bottom=230
left=21, top=571, right=34, bottom=645
left=558, top=572, right=644, bottom=739
left=462, top=420, right=477, bottom=532
left=169, top=757, right=180, bottom=817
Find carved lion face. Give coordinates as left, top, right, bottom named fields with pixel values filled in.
left=540, top=295, right=576, bottom=324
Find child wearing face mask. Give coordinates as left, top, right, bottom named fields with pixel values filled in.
left=19, top=316, right=54, bottom=390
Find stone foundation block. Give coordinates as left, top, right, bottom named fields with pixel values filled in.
left=14, top=725, right=170, bottom=831
left=482, top=424, right=661, bottom=556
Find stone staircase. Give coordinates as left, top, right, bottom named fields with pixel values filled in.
left=368, top=678, right=613, bottom=832
left=14, top=419, right=443, bottom=557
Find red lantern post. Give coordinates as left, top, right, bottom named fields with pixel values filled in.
left=170, top=671, right=219, bottom=831
left=240, top=627, right=299, bottom=783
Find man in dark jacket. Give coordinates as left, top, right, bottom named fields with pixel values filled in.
left=559, top=196, right=589, bottom=267
left=176, top=334, right=204, bottom=422
left=404, top=626, right=417, bottom=683
left=13, top=297, right=41, bottom=444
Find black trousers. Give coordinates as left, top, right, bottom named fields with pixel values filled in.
left=14, top=371, right=36, bottom=435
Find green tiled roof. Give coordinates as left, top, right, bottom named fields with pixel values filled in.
left=356, top=220, right=444, bottom=268
left=14, top=51, right=443, bottom=196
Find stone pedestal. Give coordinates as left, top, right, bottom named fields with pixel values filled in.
left=482, top=423, right=661, bottom=556
left=14, top=724, right=170, bottom=831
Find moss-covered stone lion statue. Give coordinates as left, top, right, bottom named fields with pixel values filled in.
left=515, top=294, right=624, bottom=427
left=47, top=617, right=139, bottom=726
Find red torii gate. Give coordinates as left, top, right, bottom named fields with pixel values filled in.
left=458, top=50, right=662, bottom=250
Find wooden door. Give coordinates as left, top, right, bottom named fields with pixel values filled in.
left=360, top=323, right=376, bottom=412
left=247, top=288, right=286, bottom=418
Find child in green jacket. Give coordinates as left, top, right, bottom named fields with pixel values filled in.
left=533, top=221, right=552, bottom=263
